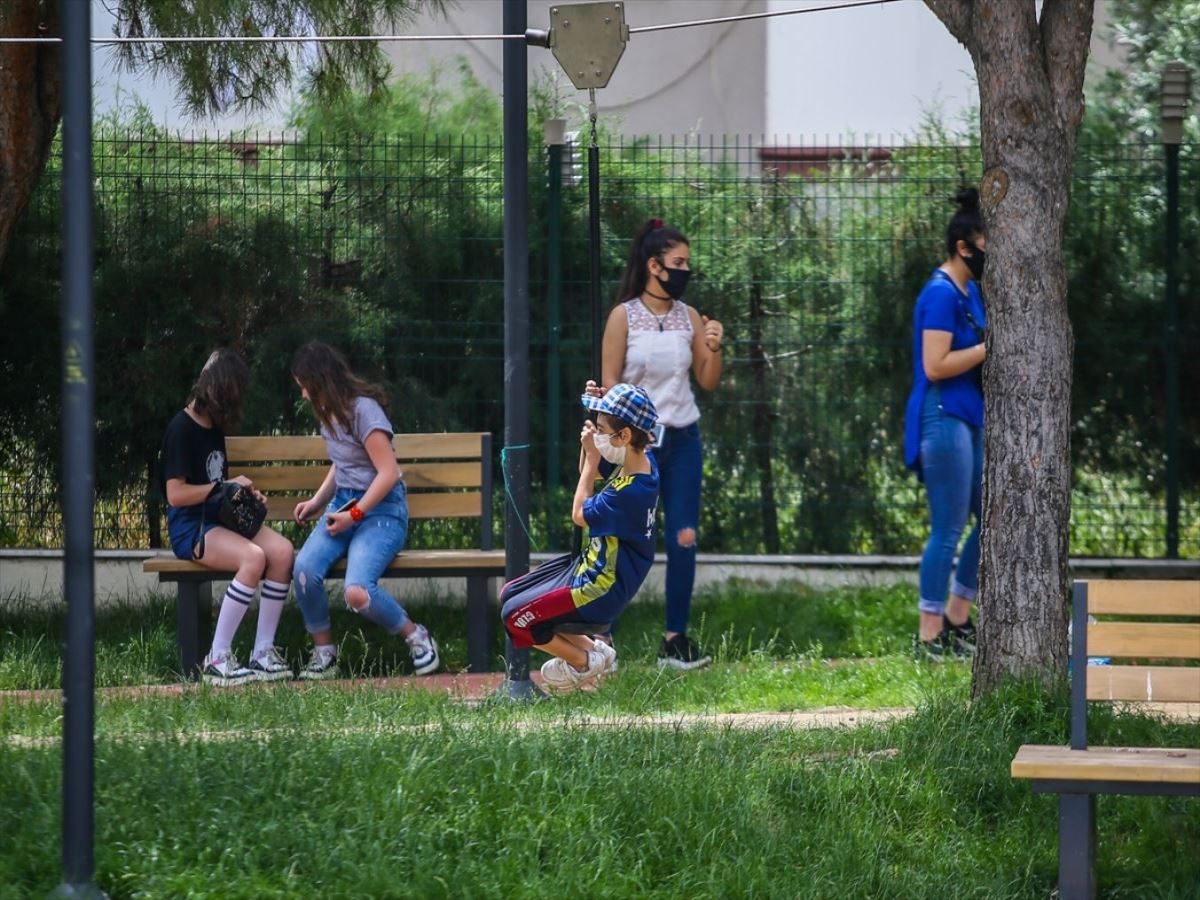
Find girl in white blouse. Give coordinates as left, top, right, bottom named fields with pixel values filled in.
left=598, top=218, right=724, bottom=669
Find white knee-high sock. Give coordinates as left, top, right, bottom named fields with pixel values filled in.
left=210, top=579, right=254, bottom=656
left=255, top=579, right=288, bottom=653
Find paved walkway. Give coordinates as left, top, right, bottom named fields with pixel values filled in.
left=3, top=706, right=915, bottom=749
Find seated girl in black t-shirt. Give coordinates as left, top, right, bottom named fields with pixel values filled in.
left=159, top=349, right=295, bottom=686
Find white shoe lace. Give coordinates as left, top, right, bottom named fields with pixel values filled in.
left=255, top=646, right=285, bottom=669
left=209, top=650, right=243, bottom=676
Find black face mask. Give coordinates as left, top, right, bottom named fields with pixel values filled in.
left=655, top=266, right=691, bottom=300
left=964, top=244, right=986, bottom=281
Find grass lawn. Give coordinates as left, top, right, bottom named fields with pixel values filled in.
left=0, top=580, right=922, bottom=691
left=1, top=582, right=1197, bottom=898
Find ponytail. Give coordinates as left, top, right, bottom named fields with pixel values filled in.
left=946, top=187, right=985, bottom=255
left=616, top=218, right=689, bottom=302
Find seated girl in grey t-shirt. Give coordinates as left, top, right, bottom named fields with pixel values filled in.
left=289, top=340, right=440, bottom=680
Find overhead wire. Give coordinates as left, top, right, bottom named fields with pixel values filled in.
left=0, top=0, right=906, bottom=45
left=628, top=0, right=903, bottom=35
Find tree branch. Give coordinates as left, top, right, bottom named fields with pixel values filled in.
left=1040, top=0, right=1096, bottom=129
left=923, top=0, right=973, bottom=49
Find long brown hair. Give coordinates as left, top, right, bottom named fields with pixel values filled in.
left=615, top=218, right=690, bottom=302
left=291, top=340, right=389, bottom=434
left=189, top=348, right=250, bottom=433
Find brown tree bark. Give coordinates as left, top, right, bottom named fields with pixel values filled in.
left=923, top=0, right=1095, bottom=695
left=0, top=0, right=61, bottom=268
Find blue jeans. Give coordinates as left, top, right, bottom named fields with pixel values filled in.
left=657, top=422, right=703, bottom=634
left=293, top=483, right=410, bottom=635
left=918, top=386, right=982, bottom=616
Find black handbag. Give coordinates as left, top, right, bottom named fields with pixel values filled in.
left=194, top=481, right=267, bottom=559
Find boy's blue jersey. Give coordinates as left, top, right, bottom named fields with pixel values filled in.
left=572, top=452, right=660, bottom=622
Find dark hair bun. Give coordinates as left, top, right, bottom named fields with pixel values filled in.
left=954, top=187, right=980, bottom=213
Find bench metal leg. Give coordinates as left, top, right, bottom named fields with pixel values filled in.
left=177, top=581, right=212, bottom=681
left=1058, top=793, right=1096, bottom=900
left=466, top=575, right=493, bottom=673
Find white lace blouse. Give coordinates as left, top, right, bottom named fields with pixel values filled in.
left=620, top=298, right=701, bottom=429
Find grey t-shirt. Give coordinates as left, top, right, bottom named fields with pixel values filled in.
left=321, top=396, right=395, bottom=490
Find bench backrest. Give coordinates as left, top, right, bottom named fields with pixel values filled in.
left=226, top=432, right=493, bottom=550
left=1072, top=580, right=1200, bottom=749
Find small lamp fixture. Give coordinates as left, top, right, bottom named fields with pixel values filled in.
left=1160, top=61, right=1193, bottom=146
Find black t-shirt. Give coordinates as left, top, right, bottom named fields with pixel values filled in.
left=160, top=409, right=227, bottom=509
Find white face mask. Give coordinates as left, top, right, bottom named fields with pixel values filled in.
left=592, top=431, right=627, bottom=466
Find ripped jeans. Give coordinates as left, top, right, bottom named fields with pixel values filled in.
left=657, top=422, right=702, bottom=634
left=917, top=386, right=982, bottom=616
left=293, top=483, right=410, bottom=635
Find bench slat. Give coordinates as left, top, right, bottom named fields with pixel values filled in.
left=1088, top=622, right=1200, bottom=660
left=1087, top=665, right=1200, bottom=703
left=230, top=462, right=482, bottom=491
left=1085, top=580, right=1200, bottom=617
left=257, top=493, right=483, bottom=521
left=228, top=433, right=487, bottom=462
left=1011, top=745, right=1200, bottom=784
left=145, top=549, right=505, bottom=574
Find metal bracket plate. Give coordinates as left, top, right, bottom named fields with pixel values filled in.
left=549, top=2, right=629, bottom=91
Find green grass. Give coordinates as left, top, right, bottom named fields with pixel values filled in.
left=0, top=580, right=920, bottom=691
left=1, top=685, right=1197, bottom=898
left=2, top=583, right=1197, bottom=898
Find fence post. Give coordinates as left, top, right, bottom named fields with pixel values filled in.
left=1163, top=141, right=1181, bottom=559
left=544, top=120, right=565, bottom=532
left=1159, top=62, right=1190, bottom=559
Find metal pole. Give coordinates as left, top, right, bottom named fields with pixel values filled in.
left=1164, top=142, right=1180, bottom=559
left=56, top=0, right=101, bottom=897
left=499, top=0, right=542, bottom=701
left=587, top=96, right=602, bottom=382
left=545, top=124, right=564, bottom=521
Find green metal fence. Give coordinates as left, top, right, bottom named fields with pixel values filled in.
left=0, top=131, right=1195, bottom=556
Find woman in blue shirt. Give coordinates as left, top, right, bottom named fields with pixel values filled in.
left=903, top=188, right=987, bottom=661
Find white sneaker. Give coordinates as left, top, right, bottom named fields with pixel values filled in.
left=201, top=650, right=254, bottom=687
left=592, top=639, right=618, bottom=678
left=593, top=633, right=618, bottom=674
left=248, top=646, right=291, bottom=682
left=541, top=648, right=609, bottom=693
left=405, top=624, right=440, bottom=676
left=540, top=656, right=590, bottom=693
left=299, top=646, right=339, bottom=681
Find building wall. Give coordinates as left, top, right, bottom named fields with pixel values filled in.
left=89, top=0, right=1127, bottom=140
left=764, top=0, right=1124, bottom=141
left=382, top=0, right=769, bottom=137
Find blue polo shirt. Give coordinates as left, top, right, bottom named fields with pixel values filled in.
left=903, top=269, right=986, bottom=476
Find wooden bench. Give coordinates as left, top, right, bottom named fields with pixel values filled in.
left=145, top=432, right=505, bottom=678
left=1010, top=580, right=1200, bottom=899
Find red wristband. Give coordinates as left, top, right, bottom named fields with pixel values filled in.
left=349, top=503, right=365, bottom=522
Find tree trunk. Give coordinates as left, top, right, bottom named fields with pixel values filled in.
left=924, top=0, right=1095, bottom=695
left=0, top=0, right=61, bottom=268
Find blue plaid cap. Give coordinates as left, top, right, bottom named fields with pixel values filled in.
left=581, top=383, right=658, bottom=437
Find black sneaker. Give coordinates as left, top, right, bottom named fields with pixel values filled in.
left=944, top=616, right=977, bottom=657
left=657, top=633, right=712, bottom=671
left=913, top=631, right=952, bottom=663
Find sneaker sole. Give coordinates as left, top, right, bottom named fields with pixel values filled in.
left=413, top=655, right=440, bottom=676
left=656, top=656, right=712, bottom=671
left=250, top=668, right=293, bottom=683
left=297, top=668, right=340, bottom=681
left=202, top=673, right=254, bottom=687
left=412, top=638, right=440, bottom=676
